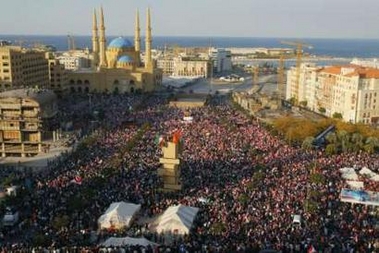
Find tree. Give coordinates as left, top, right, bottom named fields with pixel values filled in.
left=304, top=199, right=318, bottom=214
left=364, top=137, right=379, bottom=154
left=325, top=144, right=337, bottom=156
left=351, top=133, right=364, bottom=152
left=302, top=136, right=315, bottom=150
left=299, top=100, right=308, bottom=107
left=320, top=107, right=326, bottom=113
left=52, top=215, right=70, bottom=230
left=289, top=97, right=296, bottom=105
left=211, top=222, right=226, bottom=235
left=310, top=173, right=325, bottom=185
left=332, top=112, right=343, bottom=119
left=238, top=193, right=249, bottom=205
left=337, top=130, right=350, bottom=152
left=325, top=132, right=337, bottom=145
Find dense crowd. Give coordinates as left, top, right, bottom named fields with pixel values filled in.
left=0, top=93, right=379, bottom=252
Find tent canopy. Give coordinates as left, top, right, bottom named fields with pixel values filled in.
left=339, top=167, right=358, bottom=181
left=101, top=236, right=158, bottom=247
left=98, top=201, right=141, bottom=230
left=153, top=204, right=199, bottom=235
left=359, top=167, right=379, bottom=182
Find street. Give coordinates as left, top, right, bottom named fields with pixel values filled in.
left=182, top=74, right=278, bottom=95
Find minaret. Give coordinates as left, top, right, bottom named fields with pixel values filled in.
left=134, top=9, right=141, bottom=53
left=145, top=7, right=152, bottom=69
left=91, top=9, right=99, bottom=69
left=99, top=6, right=107, bottom=68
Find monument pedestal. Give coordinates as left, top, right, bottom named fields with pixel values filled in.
left=158, top=142, right=182, bottom=191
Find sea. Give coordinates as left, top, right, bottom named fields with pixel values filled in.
left=2, top=35, right=379, bottom=65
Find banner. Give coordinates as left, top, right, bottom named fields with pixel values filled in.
left=340, top=189, right=379, bottom=206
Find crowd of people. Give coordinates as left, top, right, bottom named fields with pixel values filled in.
left=0, top=92, right=379, bottom=252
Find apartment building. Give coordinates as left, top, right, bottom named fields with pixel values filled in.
left=46, top=52, right=68, bottom=94
left=0, top=46, right=49, bottom=90
left=287, top=64, right=379, bottom=124
left=0, top=89, right=57, bottom=157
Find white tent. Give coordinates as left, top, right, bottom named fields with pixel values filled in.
left=101, top=236, right=158, bottom=247
left=359, top=167, right=379, bottom=182
left=98, top=202, right=141, bottom=230
left=346, top=181, right=364, bottom=189
left=153, top=204, right=199, bottom=235
left=339, top=167, right=358, bottom=181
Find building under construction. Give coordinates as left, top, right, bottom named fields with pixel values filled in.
left=0, top=89, right=58, bottom=157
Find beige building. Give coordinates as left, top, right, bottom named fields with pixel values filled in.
left=286, top=63, right=321, bottom=106
left=0, top=46, right=49, bottom=90
left=172, top=56, right=211, bottom=77
left=46, top=52, right=69, bottom=94
left=286, top=64, right=379, bottom=124
left=0, top=89, right=57, bottom=157
left=68, top=7, right=162, bottom=94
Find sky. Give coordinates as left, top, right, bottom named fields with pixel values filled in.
left=1, top=0, right=379, bottom=39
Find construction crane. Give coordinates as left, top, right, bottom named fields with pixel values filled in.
left=277, top=51, right=286, bottom=98
left=281, top=41, right=312, bottom=105
left=253, top=65, right=259, bottom=86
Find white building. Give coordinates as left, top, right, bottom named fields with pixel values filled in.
left=286, top=63, right=320, bottom=105
left=350, top=58, right=379, bottom=69
left=210, top=48, right=232, bottom=73
left=57, top=49, right=92, bottom=71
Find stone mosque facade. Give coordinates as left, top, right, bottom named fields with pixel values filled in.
left=68, top=7, right=162, bottom=94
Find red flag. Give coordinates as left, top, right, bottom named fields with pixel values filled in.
left=308, top=245, right=317, bottom=253
left=172, top=129, right=182, bottom=144
left=71, top=175, right=82, bottom=185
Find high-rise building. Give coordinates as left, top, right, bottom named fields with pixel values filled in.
left=210, top=48, right=232, bottom=73
left=0, top=46, right=49, bottom=90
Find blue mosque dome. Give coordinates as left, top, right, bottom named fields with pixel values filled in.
left=117, top=55, right=134, bottom=63
left=108, top=37, right=133, bottom=49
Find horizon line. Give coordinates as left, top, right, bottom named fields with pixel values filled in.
left=1, top=34, right=379, bottom=41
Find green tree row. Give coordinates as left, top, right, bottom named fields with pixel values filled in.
left=273, top=116, right=379, bottom=154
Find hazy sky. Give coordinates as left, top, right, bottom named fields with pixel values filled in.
left=1, top=0, right=379, bottom=39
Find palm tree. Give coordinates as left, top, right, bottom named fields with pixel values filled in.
left=351, top=132, right=364, bottom=152
left=302, top=136, right=315, bottom=150
left=325, top=143, right=337, bottom=156
left=364, top=137, right=379, bottom=154
left=325, top=132, right=337, bottom=145
left=337, top=130, right=350, bottom=153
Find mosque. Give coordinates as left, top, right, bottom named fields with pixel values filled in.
left=67, top=7, right=162, bottom=94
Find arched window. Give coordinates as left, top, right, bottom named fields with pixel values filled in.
left=77, top=87, right=82, bottom=93
left=77, top=80, right=82, bottom=85
left=113, top=80, right=119, bottom=85
left=70, top=87, right=76, bottom=93
left=70, top=79, right=75, bottom=84
left=84, top=80, right=90, bottom=84
left=84, top=87, right=89, bottom=93
left=129, top=80, right=135, bottom=85
left=130, top=87, right=135, bottom=93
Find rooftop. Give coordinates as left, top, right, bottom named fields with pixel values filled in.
left=108, top=37, right=133, bottom=49
left=0, top=88, right=57, bottom=105
left=319, top=65, right=379, bottom=79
